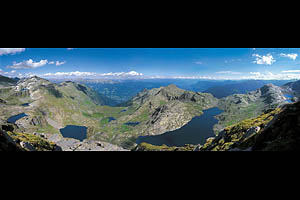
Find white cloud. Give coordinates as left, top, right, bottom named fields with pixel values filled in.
left=279, top=53, right=298, bottom=60
left=253, top=53, right=276, bottom=65
left=7, top=59, right=48, bottom=69
left=250, top=72, right=261, bottom=76
left=42, top=71, right=144, bottom=78
left=0, top=70, right=18, bottom=77
left=282, top=70, right=300, bottom=73
left=0, top=48, right=26, bottom=56
left=43, top=71, right=97, bottom=77
left=242, top=71, right=300, bottom=80
left=194, top=61, right=203, bottom=65
left=55, top=61, right=66, bottom=66
left=100, top=71, right=144, bottom=76
left=6, top=59, right=66, bottom=69
left=216, top=71, right=242, bottom=75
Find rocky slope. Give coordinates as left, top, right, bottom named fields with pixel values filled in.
left=203, top=80, right=290, bottom=99
left=0, top=76, right=127, bottom=151
left=0, top=75, right=17, bottom=88
left=0, top=119, right=59, bottom=151
left=0, top=76, right=117, bottom=134
left=281, top=80, right=300, bottom=100
left=215, top=84, right=287, bottom=133
left=201, top=101, right=300, bottom=151
left=134, top=101, right=300, bottom=151
left=92, top=84, right=218, bottom=148
left=0, top=119, right=127, bottom=151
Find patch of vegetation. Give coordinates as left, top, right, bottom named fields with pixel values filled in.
left=201, top=108, right=282, bottom=151
left=160, top=100, right=167, bottom=106
left=82, top=112, right=104, bottom=118
left=132, top=142, right=196, bottom=151
left=43, top=84, right=63, bottom=98
left=119, top=124, right=133, bottom=133
left=99, top=118, right=110, bottom=126
left=7, top=131, right=57, bottom=151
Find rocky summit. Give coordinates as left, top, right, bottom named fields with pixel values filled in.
left=133, top=100, right=300, bottom=151
left=215, top=84, right=287, bottom=133
left=0, top=73, right=300, bottom=151
left=90, top=84, right=218, bottom=148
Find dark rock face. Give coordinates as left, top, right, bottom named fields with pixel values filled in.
left=0, top=75, right=17, bottom=87
left=0, top=130, right=23, bottom=151
left=0, top=98, right=6, bottom=104
left=42, top=84, right=63, bottom=98
left=260, top=84, right=285, bottom=104
left=200, top=101, right=300, bottom=151
left=252, top=102, right=300, bottom=151
left=2, top=124, right=14, bottom=132
left=75, top=84, right=88, bottom=95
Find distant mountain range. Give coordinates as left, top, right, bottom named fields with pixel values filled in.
left=77, top=79, right=293, bottom=105
left=0, top=75, right=18, bottom=88
left=203, top=80, right=291, bottom=98
left=1, top=74, right=300, bottom=151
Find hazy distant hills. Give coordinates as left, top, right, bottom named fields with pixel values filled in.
left=80, top=79, right=293, bottom=105
left=0, top=75, right=18, bottom=88
left=1, top=73, right=300, bottom=151
left=282, top=80, right=300, bottom=96
left=203, top=80, right=291, bottom=98
left=83, top=79, right=201, bottom=105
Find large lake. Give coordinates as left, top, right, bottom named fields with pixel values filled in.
left=136, top=107, right=223, bottom=147
left=60, top=125, right=88, bottom=141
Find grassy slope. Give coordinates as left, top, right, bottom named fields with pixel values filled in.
left=201, top=108, right=282, bottom=151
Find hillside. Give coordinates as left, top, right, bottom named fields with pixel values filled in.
left=134, top=100, right=300, bottom=152
left=201, top=100, right=300, bottom=151
left=91, top=84, right=218, bottom=148
left=0, top=75, right=17, bottom=88
left=215, top=84, right=287, bottom=133
left=204, top=80, right=289, bottom=99
left=0, top=76, right=122, bottom=144
left=282, top=80, right=300, bottom=98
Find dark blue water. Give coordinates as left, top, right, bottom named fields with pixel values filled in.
left=120, top=109, right=127, bottom=113
left=7, top=113, right=28, bottom=123
left=136, top=107, right=223, bottom=147
left=60, top=125, right=88, bottom=141
left=125, top=122, right=140, bottom=126
left=284, top=94, right=293, bottom=103
left=21, top=103, right=30, bottom=107
left=108, top=117, right=116, bottom=122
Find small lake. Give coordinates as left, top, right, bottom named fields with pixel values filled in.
left=108, top=117, right=116, bottom=122
left=21, top=103, right=30, bottom=107
left=136, top=107, right=223, bottom=147
left=60, top=125, right=88, bottom=141
left=284, top=94, right=294, bottom=103
left=125, top=122, right=140, bottom=127
left=7, top=113, right=28, bottom=123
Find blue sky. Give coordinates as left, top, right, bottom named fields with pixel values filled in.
left=1, top=48, right=300, bottom=80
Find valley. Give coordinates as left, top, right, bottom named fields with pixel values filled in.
left=1, top=74, right=300, bottom=151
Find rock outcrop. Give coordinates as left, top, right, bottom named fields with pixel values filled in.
left=200, top=101, right=300, bottom=151
left=216, top=84, right=287, bottom=133
left=46, top=133, right=128, bottom=151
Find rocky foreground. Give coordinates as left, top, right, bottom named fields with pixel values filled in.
left=134, top=101, right=300, bottom=151
left=0, top=119, right=127, bottom=151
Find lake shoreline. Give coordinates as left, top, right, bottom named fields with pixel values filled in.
left=136, top=107, right=223, bottom=147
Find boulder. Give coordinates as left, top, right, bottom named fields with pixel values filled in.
left=20, top=141, right=36, bottom=151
